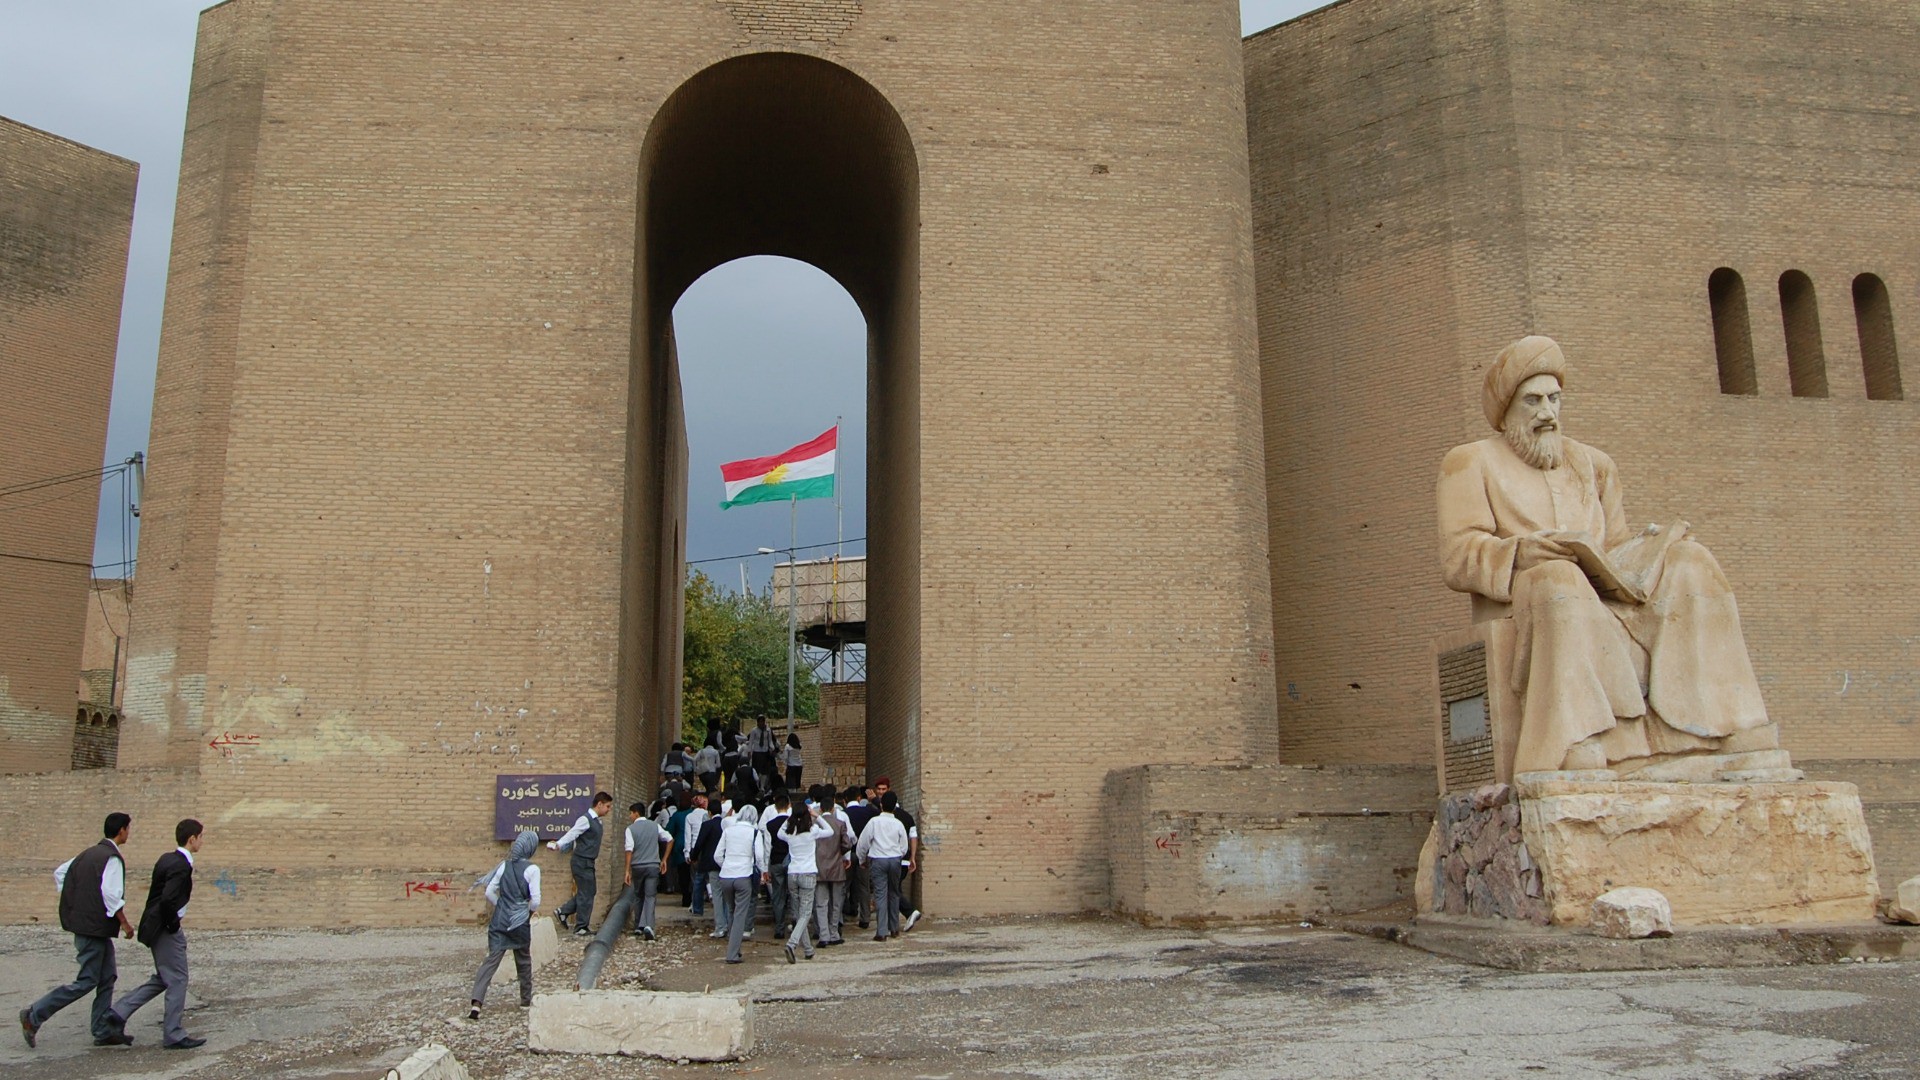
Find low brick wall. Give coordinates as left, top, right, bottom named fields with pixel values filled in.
left=1104, top=763, right=1433, bottom=925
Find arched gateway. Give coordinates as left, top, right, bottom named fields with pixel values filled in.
left=112, top=0, right=1278, bottom=924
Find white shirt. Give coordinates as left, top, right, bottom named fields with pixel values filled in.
left=783, top=745, right=804, bottom=767
left=856, top=812, right=910, bottom=861
left=692, top=746, right=720, bottom=773
left=484, top=862, right=542, bottom=911
left=624, top=820, right=672, bottom=860
left=715, top=818, right=769, bottom=879
left=177, top=847, right=194, bottom=919
left=551, top=810, right=602, bottom=852
left=781, top=819, right=836, bottom=876
left=54, top=841, right=125, bottom=918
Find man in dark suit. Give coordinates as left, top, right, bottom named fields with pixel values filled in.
left=20, top=812, right=135, bottom=1050
left=108, top=819, right=206, bottom=1050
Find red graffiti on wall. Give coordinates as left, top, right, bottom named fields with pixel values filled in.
left=404, top=880, right=452, bottom=897
left=1154, top=832, right=1183, bottom=858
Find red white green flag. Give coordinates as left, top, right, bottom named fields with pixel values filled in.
left=719, top=426, right=838, bottom=509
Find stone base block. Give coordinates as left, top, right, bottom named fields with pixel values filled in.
left=1104, top=764, right=1433, bottom=924
left=389, top=1043, right=471, bottom=1080
left=527, top=991, right=752, bottom=1061
left=1517, top=777, right=1880, bottom=927
left=490, top=916, right=559, bottom=995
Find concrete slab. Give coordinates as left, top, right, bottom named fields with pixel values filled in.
left=526, top=989, right=752, bottom=1060
left=384, top=1043, right=471, bottom=1080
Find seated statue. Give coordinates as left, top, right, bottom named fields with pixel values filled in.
left=1436, top=336, right=1778, bottom=775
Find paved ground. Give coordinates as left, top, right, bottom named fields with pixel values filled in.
left=3, top=906, right=1915, bottom=1079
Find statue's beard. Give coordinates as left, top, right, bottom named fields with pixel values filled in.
left=1505, top=423, right=1564, bottom=470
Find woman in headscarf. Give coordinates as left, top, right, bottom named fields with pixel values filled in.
left=714, top=804, right=769, bottom=964
left=469, top=829, right=542, bottom=1020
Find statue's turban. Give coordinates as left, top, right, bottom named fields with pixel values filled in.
left=1483, top=336, right=1567, bottom=431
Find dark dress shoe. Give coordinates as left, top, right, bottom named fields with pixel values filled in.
left=19, top=1008, right=38, bottom=1049
left=165, top=1036, right=207, bottom=1050
left=94, top=1032, right=134, bottom=1046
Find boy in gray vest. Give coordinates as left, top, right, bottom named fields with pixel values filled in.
left=21, top=812, right=136, bottom=1049
left=548, top=792, right=612, bottom=935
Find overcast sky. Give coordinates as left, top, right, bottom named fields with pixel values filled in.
left=0, top=0, right=1327, bottom=589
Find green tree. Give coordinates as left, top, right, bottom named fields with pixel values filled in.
left=680, top=569, right=819, bottom=743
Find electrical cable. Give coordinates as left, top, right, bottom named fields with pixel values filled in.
left=686, top=537, right=867, bottom=567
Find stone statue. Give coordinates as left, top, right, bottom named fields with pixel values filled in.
left=1436, top=336, right=1782, bottom=775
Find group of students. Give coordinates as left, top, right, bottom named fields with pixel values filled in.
left=652, top=777, right=923, bottom=966
left=466, top=740, right=923, bottom=1020
left=657, top=716, right=806, bottom=802
left=20, top=814, right=206, bottom=1052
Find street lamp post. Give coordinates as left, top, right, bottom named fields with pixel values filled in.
left=758, top=520, right=799, bottom=738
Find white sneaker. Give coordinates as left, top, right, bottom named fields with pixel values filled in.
left=902, top=910, right=922, bottom=932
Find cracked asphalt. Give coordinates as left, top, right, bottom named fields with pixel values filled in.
left=3, top=912, right=1915, bottom=1078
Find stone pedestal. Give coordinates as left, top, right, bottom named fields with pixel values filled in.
left=1517, top=775, right=1880, bottom=927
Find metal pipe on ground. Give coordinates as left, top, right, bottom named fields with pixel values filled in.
left=576, top=887, right=634, bottom=990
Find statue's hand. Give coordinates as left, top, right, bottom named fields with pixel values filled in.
left=1515, top=531, right=1576, bottom=571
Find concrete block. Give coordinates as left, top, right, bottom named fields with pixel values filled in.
left=1591, top=888, right=1673, bottom=939
left=490, top=916, right=560, bottom=995
left=385, top=1043, right=471, bottom=1080
left=528, top=990, right=752, bottom=1061
left=1886, top=876, right=1920, bottom=924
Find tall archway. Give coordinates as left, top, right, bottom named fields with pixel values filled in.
left=617, top=53, right=920, bottom=803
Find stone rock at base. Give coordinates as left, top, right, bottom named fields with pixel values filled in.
left=1887, top=876, right=1920, bottom=924
left=528, top=990, right=752, bottom=1061
left=1414, top=821, right=1439, bottom=915
left=389, top=1043, right=472, bottom=1080
left=1591, top=887, right=1672, bottom=939
left=490, top=916, right=560, bottom=995
left=1719, top=768, right=1805, bottom=783
left=1516, top=778, right=1880, bottom=927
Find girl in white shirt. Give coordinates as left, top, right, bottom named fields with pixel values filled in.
left=780, top=803, right=837, bottom=962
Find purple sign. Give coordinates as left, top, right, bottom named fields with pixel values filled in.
left=495, top=774, right=596, bottom=841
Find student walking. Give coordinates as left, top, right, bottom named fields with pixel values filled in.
left=855, top=797, right=910, bottom=941
left=469, top=830, right=542, bottom=1020
left=622, top=802, right=672, bottom=940
left=715, top=805, right=769, bottom=964
left=21, top=813, right=136, bottom=1050
left=549, top=792, right=613, bottom=935
left=780, top=801, right=835, bottom=963
left=811, top=787, right=855, bottom=947
left=108, top=819, right=206, bottom=1049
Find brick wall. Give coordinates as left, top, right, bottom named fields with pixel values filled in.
left=99, top=0, right=1276, bottom=925
left=0, top=118, right=136, bottom=774
left=1250, top=0, right=1920, bottom=791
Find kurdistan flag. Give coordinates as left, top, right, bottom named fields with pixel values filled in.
left=719, top=425, right=837, bottom=509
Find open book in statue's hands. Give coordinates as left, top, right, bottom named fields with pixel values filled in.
left=1557, top=522, right=1690, bottom=605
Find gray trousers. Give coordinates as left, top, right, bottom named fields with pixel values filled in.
left=814, top=878, right=847, bottom=943
left=469, top=936, right=531, bottom=1007
left=112, top=929, right=188, bottom=1043
left=720, top=876, right=756, bottom=962
left=767, top=863, right=789, bottom=934
left=28, top=933, right=118, bottom=1040
left=627, top=862, right=660, bottom=933
left=711, top=873, right=731, bottom=934
left=555, top=856, right=596, bottom=930
left=785, top=873, right=819, bottom=956
left=869, top=857, right=903, bottom=938
left=847, top=860, right=873, bottom=924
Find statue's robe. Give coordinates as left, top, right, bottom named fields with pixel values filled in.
left=1437, top=436, right=1770, bottom=773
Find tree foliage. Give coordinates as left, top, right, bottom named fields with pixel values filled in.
left=681, top=569, right=819, bottom=743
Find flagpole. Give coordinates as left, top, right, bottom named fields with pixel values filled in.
left=834, top=416, right=844, bottom=559
left=786, top=493, right=798, bottom=741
